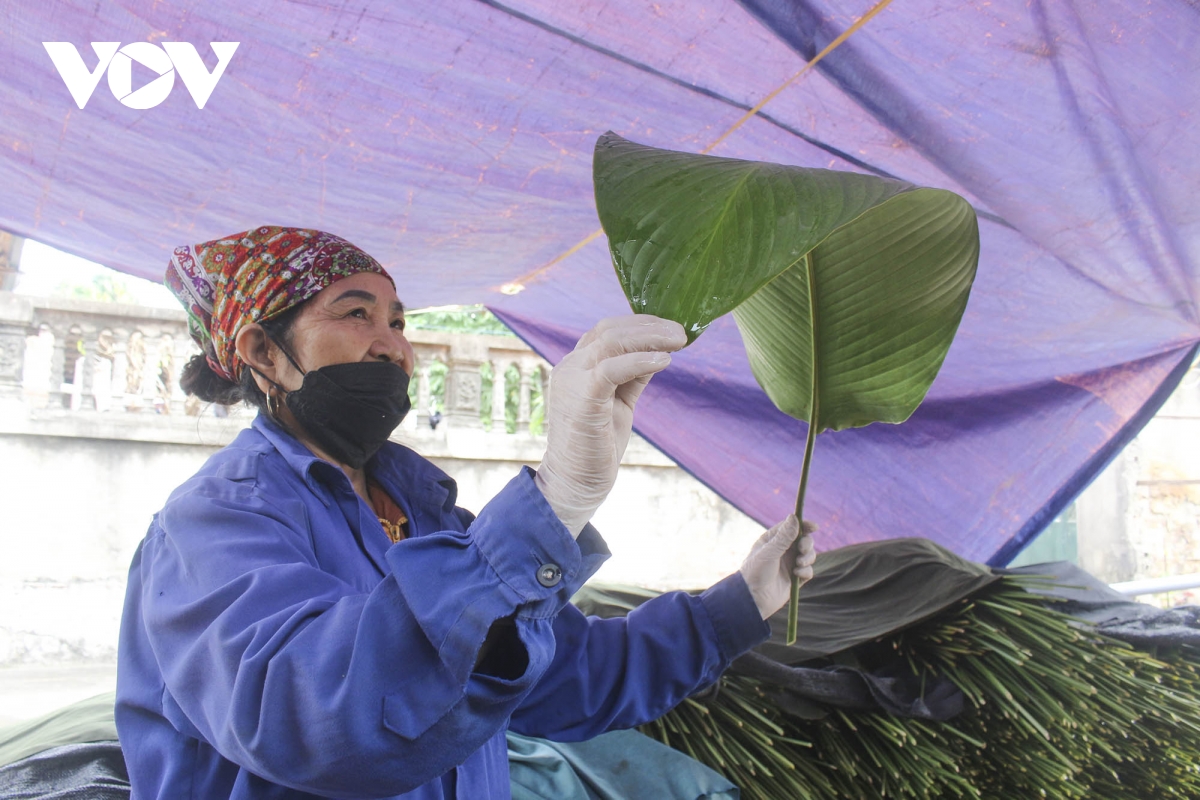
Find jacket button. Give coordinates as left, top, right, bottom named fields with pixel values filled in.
left=537, top=563, right=563, bottom=587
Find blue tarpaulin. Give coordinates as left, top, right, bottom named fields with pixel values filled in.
left=1, top=0, right=1196, bottom=564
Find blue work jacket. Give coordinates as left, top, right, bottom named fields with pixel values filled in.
left=116, top=414, right=770, bottom=799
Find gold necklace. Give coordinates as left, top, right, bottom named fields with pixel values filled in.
left=380, top=516, right=406, bottom=544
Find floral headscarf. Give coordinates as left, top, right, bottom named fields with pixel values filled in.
left=165, top=226, right=392, bottom=382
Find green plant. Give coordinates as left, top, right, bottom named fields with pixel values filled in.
left=635, top=578, right=1200, bottom=800
left=593, top=132, right=980, bottom=643
left=58, top=273, right=136, bottom=303
left=405, top=304, right=515, bottom=337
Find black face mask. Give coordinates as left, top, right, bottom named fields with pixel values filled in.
left=262, top=346, right=412, bottom=469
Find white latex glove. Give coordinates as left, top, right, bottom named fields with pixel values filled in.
left=535, top=315, right=687, bottom=537
left=739, top=515, right=817, bottom=620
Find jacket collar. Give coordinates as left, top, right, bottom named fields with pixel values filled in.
left=251, top=414, right=458, bottom=516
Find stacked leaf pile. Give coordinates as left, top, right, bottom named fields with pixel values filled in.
left=577, top=542, right=1200, bottom=799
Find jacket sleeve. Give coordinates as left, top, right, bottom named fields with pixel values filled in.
left=508, top=572, right=771, bottom=741
left=137, top=465, right=606, bottom=799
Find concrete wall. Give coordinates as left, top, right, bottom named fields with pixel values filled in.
left=0, top=433, right=222, bottom=663
left=1074, top=359, right=1200, bottom=604
left=1110, top=364, right=1200, bottom=604
left=0, top=417, right=763, bottom=667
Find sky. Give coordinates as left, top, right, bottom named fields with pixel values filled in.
left=14, top=238, right=180, bottom=309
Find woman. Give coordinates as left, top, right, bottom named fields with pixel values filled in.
left=116, top=226, right=816, bottom=799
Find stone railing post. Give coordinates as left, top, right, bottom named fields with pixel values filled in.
left=153, top=333, right=176, bottom=414
left=48, top=323, right=68, bottom=408
left=516, top=359, right=535, bottom=433
left=413, top=349, right=438, bottom=428
left=417, top=355, right=432, bottom=426
left=165, top=334, right=190, bottom=414
left=0, top=292, right=33, bottom=404
left=443, top=340, right=486, bottom=430
left=490, top=357, right=508, bottom=431
left=22, top=323, right=54, bottom=409
left=139, top=332, right=162, bottom=406
left=111, top=331, right=129, bottom=410
left=75, top=326, right=104, bottom=412
left=124, top=330, right=147, bottom=411
left=92, top=328, right=116, bottom=412
left=64, top=325, right=85, bottom=411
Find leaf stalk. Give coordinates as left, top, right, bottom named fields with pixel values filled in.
left=786, top=412, right=817, bottom=645
left=787, top=251, right=820, bottom=646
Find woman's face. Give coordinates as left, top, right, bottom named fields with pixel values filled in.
left=274, top=271, right=415, bottom=388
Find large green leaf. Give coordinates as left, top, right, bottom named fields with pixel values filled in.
left=594, top=132, right=980, bottom=645
left=593, top=132, right=979, bottom=432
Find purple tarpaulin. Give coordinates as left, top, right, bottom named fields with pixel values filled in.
left=2, top=0, right=1196, bottom=564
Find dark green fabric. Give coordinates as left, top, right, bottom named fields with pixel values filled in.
left=0, top=692, right=117, bottom=769
left=575, top=538, right=999, bottom=665
left=760, top=537, right=998, bottom=664
left=0, top=742, right=128, bottom=799
left=570, top=584, right=661, bottom=618
left=575, top=539, right=995, bottom=720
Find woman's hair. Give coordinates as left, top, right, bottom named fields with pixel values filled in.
left=180, top=303, right=306, bottom=412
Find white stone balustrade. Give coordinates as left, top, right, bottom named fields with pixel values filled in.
left=1, top=294, right=198, bottom=416
left=0, top=291, right=549, bottom=444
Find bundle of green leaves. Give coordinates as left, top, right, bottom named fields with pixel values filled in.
left=620, top=577, right=1200, bottom=799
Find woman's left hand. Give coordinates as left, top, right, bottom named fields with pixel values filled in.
left=738, top=515, right=817, bottom=620
left=535, top=315, right=686, bottom=537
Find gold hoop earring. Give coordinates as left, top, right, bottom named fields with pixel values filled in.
left=267, top=385, right=282, bottom=418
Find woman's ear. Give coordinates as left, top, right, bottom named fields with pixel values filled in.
left=235, top=323, right=276, bottom=392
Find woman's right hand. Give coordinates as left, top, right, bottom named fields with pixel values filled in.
left=534, top=315, right=687, bottom=537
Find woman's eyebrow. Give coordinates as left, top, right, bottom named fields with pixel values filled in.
left=329, top=289, right=404, bottom=315
left=330, top=288, right=377, bottom=305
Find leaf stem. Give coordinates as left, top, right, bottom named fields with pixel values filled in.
left=787, top=251, right=819, bottom=646
left=786, top=407, right=817, bottom=645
